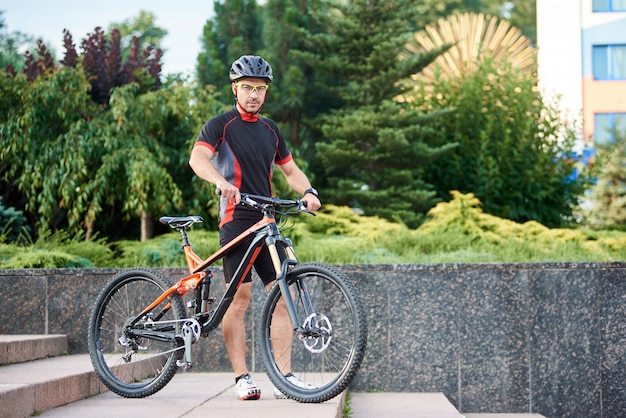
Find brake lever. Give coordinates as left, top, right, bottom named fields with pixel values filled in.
left=240, top=194, right=258, bottom=208
left=298, top=200, right=316, bottom=216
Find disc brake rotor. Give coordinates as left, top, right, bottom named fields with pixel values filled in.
left=299, top=313, right=332, bottom=353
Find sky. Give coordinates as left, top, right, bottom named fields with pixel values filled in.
left=2, top=0, right=215, bottom=76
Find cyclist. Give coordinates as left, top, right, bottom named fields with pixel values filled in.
left=189, top=55, right=321, bottom=400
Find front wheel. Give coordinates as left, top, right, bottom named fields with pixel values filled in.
left=259, top=262, right=368, bottom=402
left=87, top=268, right=186, bottom=398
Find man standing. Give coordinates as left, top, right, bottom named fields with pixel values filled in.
left=189, top=55, right=321, bottom=400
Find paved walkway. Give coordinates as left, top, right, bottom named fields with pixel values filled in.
left=36, top=372, right=344, bottom=418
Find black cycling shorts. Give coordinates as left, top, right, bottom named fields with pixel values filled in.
left=219, top=211, right=277, bottom=286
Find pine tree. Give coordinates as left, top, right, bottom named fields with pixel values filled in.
left=258, top=0, right=321, bottom=151
left=295, top=0, right=454, bottom=227
left=196, top=0, right=263, bottom=101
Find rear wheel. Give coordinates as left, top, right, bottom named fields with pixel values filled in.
left=88, top=268, right=185, bottom=398
left=259, top=262, right=368, bottom=402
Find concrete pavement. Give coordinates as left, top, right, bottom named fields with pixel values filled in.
left=36, top=372, right=345, bottom=418
left=0, top=335, right=544, bottom=418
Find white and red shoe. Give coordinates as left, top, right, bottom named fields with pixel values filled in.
left=235, top=373, right=261, bottom=400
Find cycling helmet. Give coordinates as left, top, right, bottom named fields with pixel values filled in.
left=229, top=55, right=273, bottom=83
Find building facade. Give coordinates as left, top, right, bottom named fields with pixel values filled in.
left=537, top=0, right=626, bottom=144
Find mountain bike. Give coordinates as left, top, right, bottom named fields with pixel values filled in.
left=87, top=193, right=368, bottom=403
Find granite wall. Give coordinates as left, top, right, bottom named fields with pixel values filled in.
left=1, top=263, right=625, bottom=417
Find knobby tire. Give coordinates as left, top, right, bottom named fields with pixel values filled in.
left=259, top=262, right=368, bottom=403
left=87, top=268, right=185, bottom=398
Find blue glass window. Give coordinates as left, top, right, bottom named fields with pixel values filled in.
left=593, top=0, right=626, bottom=11
left=592, top=45, right=626, bottom=80
left=594, top=113, right=626, bottom=145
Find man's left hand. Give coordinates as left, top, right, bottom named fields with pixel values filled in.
left=301, top=194, right=321, bottom=211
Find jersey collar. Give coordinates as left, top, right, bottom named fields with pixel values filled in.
left=236, top=103, right=259, bottom=122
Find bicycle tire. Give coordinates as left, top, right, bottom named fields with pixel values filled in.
left=88, top=267, right=186, bottom=398
left=259, top=262, right=368, bottom=403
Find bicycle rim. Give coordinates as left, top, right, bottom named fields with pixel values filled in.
left=260, top=262, right=368, bottom=403
left=88, top=268, right=185, bottom=398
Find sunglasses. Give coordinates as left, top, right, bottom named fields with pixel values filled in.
left=235, top=82, right=268, bottom=94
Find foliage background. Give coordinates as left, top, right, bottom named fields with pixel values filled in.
left=2, top=1, right=623, bottom=269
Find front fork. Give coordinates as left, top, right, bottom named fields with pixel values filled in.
left=266, top=237, right=311, bottom=331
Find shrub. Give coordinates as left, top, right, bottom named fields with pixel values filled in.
left=106, top=229, right=221, bottom=268
left=0, top=198, right=31, bottom=243
left=2, top=193, right=626, bottom=268
left=0, top=250, right=93, bottom=268
left=32, top=229, right=114, bottom=267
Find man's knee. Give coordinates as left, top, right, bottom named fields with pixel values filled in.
left=229, top=283, right=252, bottom=314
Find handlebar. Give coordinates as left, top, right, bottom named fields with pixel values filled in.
left=240, top=193, right=314, bottom=216
left=216, top=189, right=315, bottom=216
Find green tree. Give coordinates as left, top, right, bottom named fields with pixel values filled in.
left=411, top=57, right=591, bottom=227
left=411, top=0, right=482, bottom=29
left=108, top=10, right=168, bottom=62
left=294, top=0, right=454, bottom=227
left=255, top=0, right=346, bottom=197
left=0, top=66, right=97, bottom=233
left=587, top=129, right=626, bottom=229
left=79, top=83, right=199, bottom=241
left=1, top=24, right=220, bottom=241
left=196, top=0, right=263, bottom=100
left=0, top=10, right=35, bottom=72
left=258, top=0, right=316, bottom=151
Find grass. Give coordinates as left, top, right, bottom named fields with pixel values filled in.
left=342, top=390, right=352, bottom=418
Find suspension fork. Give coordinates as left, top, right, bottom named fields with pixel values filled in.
left=266, top=236, right=305, bottom=330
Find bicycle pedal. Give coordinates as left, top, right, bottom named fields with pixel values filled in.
left=176, top=360, right=193, bottom=369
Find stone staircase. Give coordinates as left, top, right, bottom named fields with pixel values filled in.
left=0, top=335, right=545, bottom=418
left=0, top=335, right=106, bottom=418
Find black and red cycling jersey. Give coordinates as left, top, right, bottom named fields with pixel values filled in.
left=195, top=106, right=292, bottom=227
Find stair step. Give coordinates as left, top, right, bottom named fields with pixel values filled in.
left=0, top=335, right=68, bottom=365
left=348, top=393, right=547, bottom=418
left=349, top=392, right=464, bottom=417
left=0, top=354, right=104, bottom=418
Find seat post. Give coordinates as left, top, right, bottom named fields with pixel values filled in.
left=180, top=228, right=191, bottom=247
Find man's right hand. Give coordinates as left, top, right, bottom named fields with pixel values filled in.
left=217, top=182, right=241, bottom=205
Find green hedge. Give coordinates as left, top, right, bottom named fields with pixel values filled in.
left=2, top=192, right=626, bottom=269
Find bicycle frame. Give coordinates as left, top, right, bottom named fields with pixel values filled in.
left=129, top=202, right=307, bottom=367
left=89, top=193, right=367, bottom=402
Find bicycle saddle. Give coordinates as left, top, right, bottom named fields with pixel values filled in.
left=159, top=215, right=204, bottom=229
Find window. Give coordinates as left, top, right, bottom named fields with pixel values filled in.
left=593, top=0, right=626, bottom=11
left=594, top=113, right=626, bottom=145
left=593, top=45, right=626, bottom=80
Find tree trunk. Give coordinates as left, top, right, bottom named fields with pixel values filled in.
left=140, top=211, right=153, bottom=242
left=85, top=217, right=95, bottom=241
